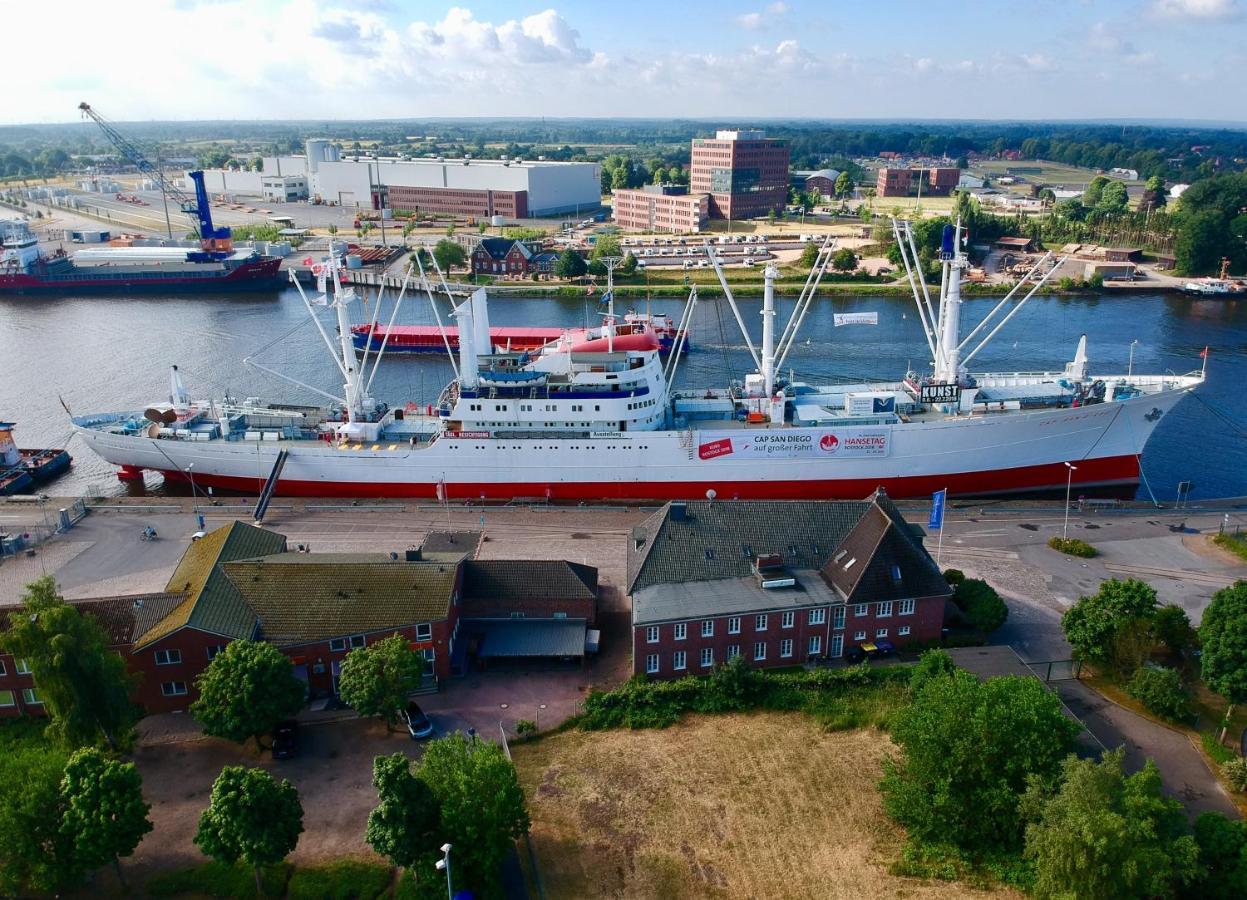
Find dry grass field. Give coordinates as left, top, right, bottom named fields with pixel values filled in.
left=512, top=712, right=1017, bottom=899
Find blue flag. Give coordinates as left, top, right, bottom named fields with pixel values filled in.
left=599, top=290, right=612, bottom=306
left=928, top=489, right=946, bottom=531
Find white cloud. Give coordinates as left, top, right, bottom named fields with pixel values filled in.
left=736, top=12, right=764, bottom=29
left=1150, top=0, right=1241, bottom=19
left=735, top=1, right=789, bottom=29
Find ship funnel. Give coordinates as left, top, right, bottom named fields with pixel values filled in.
left=453, top=299, right=479, bottom=390
left=170, top=365, right=190, bottom=409
left=1064, top=334, right=1089, bottom=381
left=469, top=288, right=492, bottom=357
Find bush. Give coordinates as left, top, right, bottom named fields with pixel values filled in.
left=1212, top=532, right=1247, bottom=562
left=953, top=579, right=1009, bottom=634
left=1126, top=667, right=1189, bottom=721
left=1223, top=758, right=1247, bottom=793
left=286, top=859, right=392, bottom=900
left=1047, top=536, right=1097, bottom=557
left=514, top=719, right=536, bottom=736
left=146, top=861, right=291, bottom=898
left=942, top=568, right=966, bottom=586
left=1153, top=604, right=1198, bottom=657
left=578, top=661, right=908, bottom=731
left=909, top=649, right=957, bottom=694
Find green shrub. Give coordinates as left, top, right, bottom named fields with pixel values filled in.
left=953, top=579, right=1009, bottom=634
left=1213, top=532, right=1247, bottom=562
left=1048, top=536, right=1097, bottom=558
left=1153, top=604, right=1198, bottom=657
left=514, top=719, right=536, bottom=736
left=146, top=861, right=291, bottom=898
left=578, top=662, right=908, bottom=731
left=1202, top=732, right=1237, bottom=765
left=1126, top=667, right=1189, bottom=721
left=394, top=866, right=448, bottom=900
left=942, top=568, right=966, bottom=586
left=286, top=859, right=392, bottom=900
left=1223, top=758, right=1247, bottom=793
left=909, top=649, right=957, bottom=694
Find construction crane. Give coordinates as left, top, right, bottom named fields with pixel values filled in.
left=77, top=102, right=233, bottom=256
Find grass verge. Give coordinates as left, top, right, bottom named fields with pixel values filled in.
left=1212, top=532, right=1247, bottom=562
left=1047, top=536, right=1097, bottom=558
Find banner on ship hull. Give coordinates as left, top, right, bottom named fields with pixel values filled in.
left=697, top=429, right=891, bottom=461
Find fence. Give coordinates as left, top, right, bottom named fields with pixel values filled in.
left=499, top=723, right=546, bottom=900
left=1026, top=659, right=1082, bottom=683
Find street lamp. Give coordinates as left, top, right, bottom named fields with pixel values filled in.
left=186, top=463, right=198, bottom=503
left=435, top=843, right=453, bottom=900
left=1063, top=462, right=1078, bottom=541
left=1128, top=339, right=1138, bottom=379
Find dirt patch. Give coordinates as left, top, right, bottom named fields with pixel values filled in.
left=1185, top=533, right=1247, bottom=569
left=512, top=712, right=1016, bottom=899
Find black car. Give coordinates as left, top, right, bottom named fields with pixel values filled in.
left=402, top=701, right=435, bottom=740
left=272, top=720, right=299, bottom=759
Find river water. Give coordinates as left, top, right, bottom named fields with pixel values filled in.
left=2, top=287, right=1244, bottom=500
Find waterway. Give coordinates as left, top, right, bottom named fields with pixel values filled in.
left=2, top=287, right=1244, bottom=500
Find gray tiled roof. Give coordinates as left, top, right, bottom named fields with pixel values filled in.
left=0, top=592, right=186, bottom=647
left=467, top=618, right=588, bottom=657
left=463, top=560, right=597, bottom=601
left=820, top=505, right=952, bottom=604
left=628, top=499, right=874, bottom=593
left=633, top=570, right=840, bottom=625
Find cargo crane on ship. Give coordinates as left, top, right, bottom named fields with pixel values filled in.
left=78, top=102, right=233, bottom=256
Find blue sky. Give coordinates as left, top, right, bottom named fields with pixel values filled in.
left=7, top=0, right=1246, bottom=123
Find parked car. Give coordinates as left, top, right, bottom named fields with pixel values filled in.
left=272, top=720, right=299, bottom=759
left=402, top=701, right=435, bottom=740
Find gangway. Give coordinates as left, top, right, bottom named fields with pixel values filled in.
left=253, top=449, right=288, bottom=524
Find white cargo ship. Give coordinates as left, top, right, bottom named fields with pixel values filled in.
left=72, top=222, right=1204, bottom=501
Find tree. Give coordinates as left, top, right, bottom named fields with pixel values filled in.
left=1199, top=581, right=1247, bottom=725
left=880, top=671, right=1080, bottom=851
left=554, top=247, right=586, bottom=278
left=195, top=766, right=303, bottom=896
left=830, top=247, right=858, bottom=272
left=1189, top=812, right=1247, bottom=899
left=365, top=753, right=442, bottom=872
left=1097, top=180, right=1130, bottom=216
left=0, top=747, right=81, bottom=896
left=952, top=578, right=1009, bottom=634
left=908, top=649, right=957, bottom=694
left=799, top=241, right=819, bottom=268
left=417, top=735, right=530, bottom=895
left=618, top=251, right=638, bottom=276
left=1060, top=578, right=1158, bottom=669
left=1126, top=666, right=1189, bottom=721
left=834, top=170, right=852, bottom=198
left=1084, top=175, right=1111, bottom=208
left=2, top=576, right=137, bottom=749
left=766, top=208, right=777, bottom=226
left=1141, top=175, right=1167, bottom=211
left=190, top=640, right=305, bottom=750
left=59, top=748, right=152, bottom=889
left=432, top=238, right=465, bottom=272
left=1022, top=750, right=1198, bottom=900
left=591, top=233, right=622, bottom=260
left=1153, top=604, right=1197, bottom=657
left=337, top=633, right=425, bottom=730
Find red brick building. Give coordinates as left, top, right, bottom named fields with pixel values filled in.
left=876, top=166, right=962, bottom=198
left=387, top=185, right=528, bottom=219
left=612, top=185, right=709, bottom=233
left=470, top=238, right=546, bottom=277
left=1, top=524, right=600, bottom=716
left=690, top=130, right=790, bottom=220
left=627, top=493, right=951, bottom=679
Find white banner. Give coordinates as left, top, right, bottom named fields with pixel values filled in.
left=697, top=428, right=890, bottom=461
left=834, top=312, right=878, bottom=327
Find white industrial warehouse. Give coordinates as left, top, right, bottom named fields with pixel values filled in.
left=186, top=139, right=601, bottom=219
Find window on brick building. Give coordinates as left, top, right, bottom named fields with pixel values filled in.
left=416, top=623, right=432, bottom=642
left=0, top=660, right=5, bottom=676
left=22, top=688, right=42, bottom=705
left=154, top=649, right=182, bottom=666
left=15, top=659, right=30, bottom=675
left=781, top=611, right=794, bottom=629
left=701, top=620, right=714, bottom=638
left=674, top=623, right=687, bottom=641
left=754, top=641, right=767, bottom=661
left=646, top=626, right=659, bottom=643
left=780, top=639, right=793, bottom=658
left=728, top=617, right=741, bottom=634
left=809, top=608, right=827, bottom=626
left=854, top=630, right=867, bottom=641
left=755, top=614, right=768, bottom=631
left=877, top=601, right=893, bottom=618
left=808, top=636, right=822, bottom=656
left=876, top=628, right=889, bottom=639
left=673, top=650, right=687, bottom=671
left=206, top=645, right=225, bottom=661
left=161, top=682, right=188, bottom=697
left=0, top=690, right=13, bottom=707
left=853, top=604, right=868, bottom=617
left=700, top=647, right=713, bottom=667
left=728, top=644, right=741, bottom=660
left=899, top=599, right=915, bottom=616
left=646, top=654, right=659, bottom=674
left=899, top=625, right=911, bottom=637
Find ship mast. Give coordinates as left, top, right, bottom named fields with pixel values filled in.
left=934, top=220, right=964, bottom=384
left=761, top=262, right=778, bottom=397
left=328, top=248, right=365, bottom=423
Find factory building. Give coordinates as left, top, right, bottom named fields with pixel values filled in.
left=690, top=130, right=790, bottom=220
left=186, top=140, right=600, bottom=219
left=611, top=185, right=709, bottom=233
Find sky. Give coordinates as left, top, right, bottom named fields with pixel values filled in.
left=5, top=0, right=1245, bottom=124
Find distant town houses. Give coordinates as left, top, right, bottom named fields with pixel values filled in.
left=469, top=236, right=566, bottom=277
left=626, top=492, right=951, bottom=679
left=0, top=523, right=600, bottom=717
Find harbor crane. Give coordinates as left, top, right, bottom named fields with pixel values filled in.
left=77, top=102, right=233, bottom=256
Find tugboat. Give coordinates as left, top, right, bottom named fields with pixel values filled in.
left=0, top=423, right=72, bottom=495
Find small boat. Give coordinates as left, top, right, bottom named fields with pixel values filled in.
left=0, top=423, right=72, bottom=494
left=1182, top=279, right=1237, bottom=296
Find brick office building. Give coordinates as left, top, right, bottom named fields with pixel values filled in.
left=690, top=130, right=790, bottom=220
left=628, top=492, right=951, bottom=679
left=1, top=523, right=600, bottom=716
left=388, top=185, right=528, bottom=219
left=876, top=166, right=962, bottom=198
left=612, top=185, right=710, bottom=233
